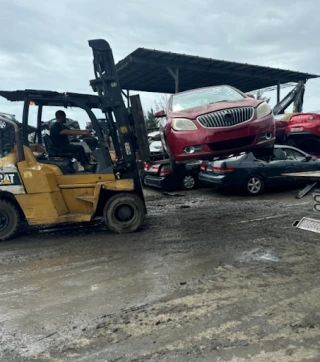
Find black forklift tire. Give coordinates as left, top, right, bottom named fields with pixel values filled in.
left=103, top=193, right=145, bottom=233
left=181, top=174, right=197, bottom=190
left=0, top=200, right=20, bottom=241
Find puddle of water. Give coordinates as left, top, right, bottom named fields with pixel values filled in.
left=237, top=247, right=279, bottom=263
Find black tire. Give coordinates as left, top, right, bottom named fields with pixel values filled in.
left=245, top=175, right=265, bottom=196
left=181, top=174, right=197, bottom=190
left=161, top=134, right=184, bottom=174
left=103, top=193, right=145, bottom=233
left=0, top=200, right=20, bottom=241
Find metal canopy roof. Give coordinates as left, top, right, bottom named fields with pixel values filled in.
left=0, top=90, right=102, bottom=108
left=116, top=48, right=320, bottom=93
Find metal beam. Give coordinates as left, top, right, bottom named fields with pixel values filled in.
left=121, top=89, right=131, bottom=108
left=36, top=105, right=43, bottom=145
left=22, top=96, right=30, bottom=146
left=277, top=81, right=280, bottom=103
left=167, top=67, right=179, bottom=93
left=127, top=89, right=130, bottom=108
left=130, top=55, right=304, bottom=82
left=129, top=95, right=150, bottom=162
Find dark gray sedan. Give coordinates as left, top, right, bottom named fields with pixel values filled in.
left=199, top=145, right=320, bottom=195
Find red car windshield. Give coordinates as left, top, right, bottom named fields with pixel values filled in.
left=171, top=86, right=245, bottom=112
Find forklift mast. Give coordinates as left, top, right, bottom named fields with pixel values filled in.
left=273, top=80, right=305, bottom=115
left=88, top=39, right=145, bottom=202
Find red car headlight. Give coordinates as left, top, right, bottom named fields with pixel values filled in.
left=256, top=102, right=272, bottom=119
left=171, top=118, right=197, bottom=131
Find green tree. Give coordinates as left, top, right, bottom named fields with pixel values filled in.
left=255, top=89, right=271, bottom=103
left=144, top=108, right=158, bottom=130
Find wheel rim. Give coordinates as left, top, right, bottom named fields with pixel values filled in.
left=114, top=204, right=134, bottom=222
left=0, top=211, right=9, bottom=232
left=183, top=175, right=195, bottom=189
left=248, top=177, right=262, bottom=194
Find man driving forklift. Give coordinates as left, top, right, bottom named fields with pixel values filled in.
left=50, top=110, right=94, bottom=171
left=0, top=38, right=148, bottom=241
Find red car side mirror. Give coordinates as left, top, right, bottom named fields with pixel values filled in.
left=154, top=110, right=166, bottom=118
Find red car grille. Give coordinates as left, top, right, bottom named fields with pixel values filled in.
left=208, top=135, right=255, bottom=151
left=197, top=107, right=254, bottom=128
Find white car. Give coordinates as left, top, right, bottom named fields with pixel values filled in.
left=148, top=131, right=161, bottom=145
left=149, top=140, right=163, bottom=154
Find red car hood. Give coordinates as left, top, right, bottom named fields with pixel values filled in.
left=168, top=98, right=262, bottom=119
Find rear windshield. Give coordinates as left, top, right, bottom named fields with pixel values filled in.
left=211, top=153, right=248, bottom=163
left=171, top=86, right=245, bottom=112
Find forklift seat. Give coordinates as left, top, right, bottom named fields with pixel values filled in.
left=43, top=134, right=73, bottom=159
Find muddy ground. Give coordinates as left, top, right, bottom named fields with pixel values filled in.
left=1, top=186, right=320, bottom=362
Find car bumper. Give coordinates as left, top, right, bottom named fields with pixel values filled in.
left=144, top=175, right=167, bottom=189
left=198, top=172, right=229, bottom=187
left=286, top=131, right=315, bottom=138
left=166, top=113, right=275, bottom=161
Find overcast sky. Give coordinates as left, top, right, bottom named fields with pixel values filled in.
left=0, top=0, right=319, bottom=127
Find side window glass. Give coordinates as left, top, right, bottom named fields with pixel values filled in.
left=292, top=150, right=305, bottom=161
left=273, top=148, right=286, bottom=160
left=283, top=149, right=295, bottom=160
left=283, top=149, right=305, bottom=161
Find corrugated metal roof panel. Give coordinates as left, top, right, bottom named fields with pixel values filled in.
left=116, top=48, right=319, bottom=93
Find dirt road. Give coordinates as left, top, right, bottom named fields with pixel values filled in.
left=1, top=187, right=320, bottom=362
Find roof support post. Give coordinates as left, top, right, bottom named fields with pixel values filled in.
left=167, top=67, right=179, bottom=93
left=277, top=81, right=280, bottom=103
left=22, top=96, right=30, bottom=146
left=121, top=90, right=131, bottom=108
left=36, top=104, right=43, bottom=145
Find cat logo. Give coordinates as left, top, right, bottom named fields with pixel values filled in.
left=0, top=173, right=15, bottom=185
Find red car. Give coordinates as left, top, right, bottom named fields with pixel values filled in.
left=157, top=85, right=275, bottom=162
left=285, top=111, right=320, bottom=147
left=274, top=113, right=294, bottom=143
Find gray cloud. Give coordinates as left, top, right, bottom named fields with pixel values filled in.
left=0, top=0, right=319, bottom=126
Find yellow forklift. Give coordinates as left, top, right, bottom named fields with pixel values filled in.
left=0, top=39, right=149, bottom=241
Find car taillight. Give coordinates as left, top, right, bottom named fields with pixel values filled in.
left=144, top=162, right=150, bottom=171
left=160, top=169, right=172, bottom=176
left=289, top=114, right=320, bottom=124
left=151, top=165, right=160, bottom=171
left=200, top=163, right=207, bottom=171
left=213, top=164, right=235, bottom=174
left=312, top=155, right=318, bottom=159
